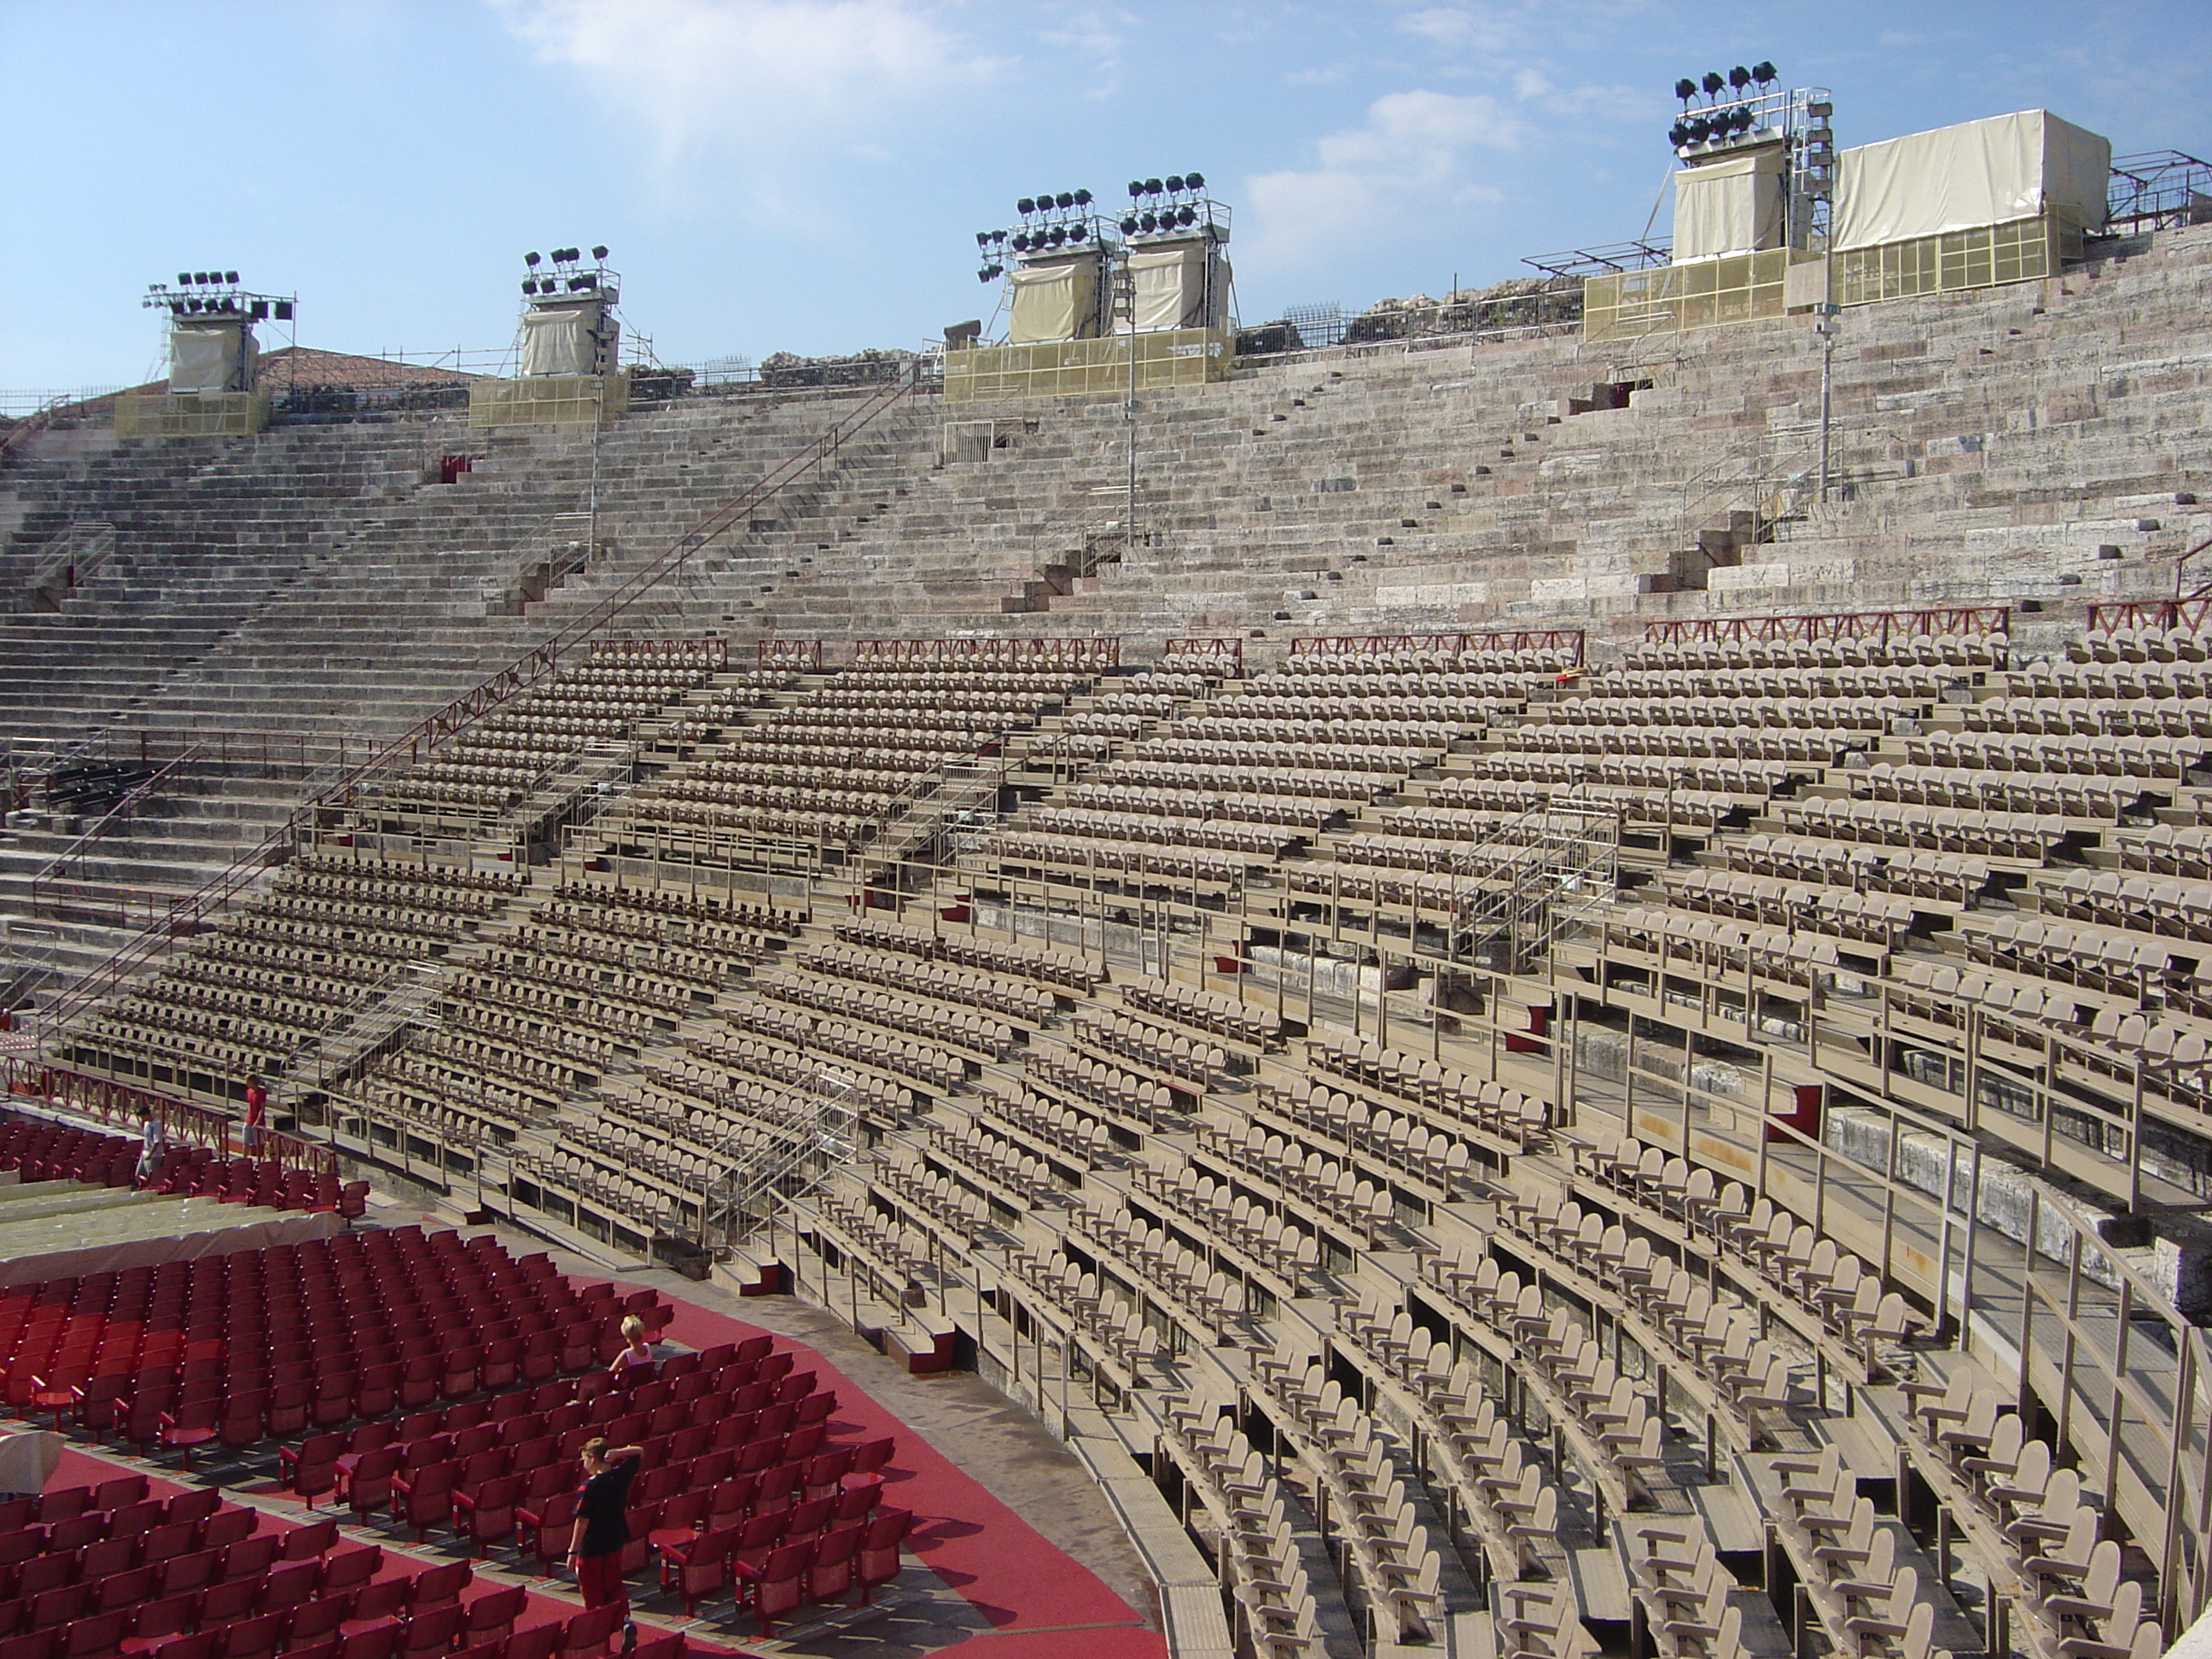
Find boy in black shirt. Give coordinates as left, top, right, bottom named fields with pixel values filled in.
left=568, top=1437, right=643, bottom=1650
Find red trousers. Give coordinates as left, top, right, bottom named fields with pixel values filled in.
left=576, top=1551, right=628, bottom=1613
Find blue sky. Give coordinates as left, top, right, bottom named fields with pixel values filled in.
left=3, top=1, right=2203, bottom=393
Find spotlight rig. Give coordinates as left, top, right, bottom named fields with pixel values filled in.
left=1116, top=171, right=1228, bottom=243
left=973, top=188, right=1113, bottom=282
left=1667, top=61, right=1783, bottom=152
left=1662, top=63, right=1835, bottom=248
left=520, top=246, right=620, bottom=301
left=142, top=271, right=294, bottom=323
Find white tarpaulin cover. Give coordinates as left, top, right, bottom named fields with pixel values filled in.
left=521, top=303, right=606, bottom=377
left=1129, top=239, right=1214, bottom=330
left=1674, top=148, right=1786, bottom=260
left=1834, top=108, right=2110, bottom=251
left=1007, top=254, right=1100, bottom=344
left=168, top=322, right=249, bottom=393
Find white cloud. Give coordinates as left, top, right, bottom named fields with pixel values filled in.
left=489, top=0, right=998, bottom=217
left=1244, top=88, right=1519, bottom=266
left=1035, top=6, right=1138, bottom=101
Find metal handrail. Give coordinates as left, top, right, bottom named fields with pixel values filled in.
left=27, top=742, right=207, bottom=914
left=34, top=372, right=925, bottom=1039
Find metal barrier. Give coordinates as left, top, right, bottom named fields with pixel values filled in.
left=1641, top=606, right=2011, bottom=645
left=0, top=1054, right=336, bottom=1175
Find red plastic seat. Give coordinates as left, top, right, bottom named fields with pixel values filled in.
left=554, top=1608, right=620, bottom=1659
left=279, top=1521, right=339, bottom=1563
left=345, top=1449, right=402, bottom=1524
left=740, top=1541, right=812, bottom=1639
left=197, top=1508, right=256, bottom=1552
left=855, top=1508, right=912, bottom=1603
left=334, top=1627, right=396, bottom=1659
left=257, top=1561, right=319, bottom=1614
left=393, top=1461, right=459, bottom=1545
left=214, top=1615, right=282, bottom=1659
left=154, top=1551, right=216, bottom=1598
left=658, top=1522, right=735, bottom=1616
left=157, top=1401, right=219, bottom=1469
left=806, top=1522, right=864, bottom=1604
left=279, top=1600, right=349, bottom=1650
left=315, top=1547, right=383, bottom=1598
left=517, top=1491, right=577, bottom=1579
left=60, top=1615, right=125, bottom=1659
left=393, top=1606, right=461, bottom=1659
left=457, top=1586, right=524, bottom=1648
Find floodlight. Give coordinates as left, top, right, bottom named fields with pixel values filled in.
left=178, top=272, right=191, bottom=286
left=1121, top=215, right=1138, bottom=235
left=1686, top=115, right=1711, bottom=142
left=1669, top=120, right=1691, bottom=147
left=1128, top=179, right=1144, bottom=197
left=274, top=301, right=293, bottom=321
left=1702, top=71, right=1724, bottom=96
left=1728, top=65, right=1750, bottom=91
left=250, top=300, right=269, bottom=319
left=1011, top=232, right=1030, bottom=251
left=1140, top=212, right=1158, bottom=232
left=976, top=230, right=992, bottom=246
left=525, top=252, right=542, bottom=266
left=224, top=271, right=238, bottom=284
left=1018, top=197, right=1035, bottom=214
left=1753, top=61, right=1776, bottom=84
left=1166, top=174, right=1185, bottom=192
left=1674, top=78, right=1697, bottom=102
left=1073, top=188, right=1091, bottom=205
left=591, top=245, right=608, bottom=259
left=1730, top=107, right=1754, bottom=132
left=168, top=300, right=184, bottom=314
left=1178, top=206, right=1196, bottom=226
left=979, top=268, right=993, bottom=282
left=1144, top=177, right=1163, bottom=195
left=1052, top=191, right=1070, bottom=209
left=1185, top=172, right=1203, bottom=189
left=1048, top=227, right=1066, bottom=246
left=522, top=279, right=537, bottom=294
left=190, top=272, right=207, bottom=285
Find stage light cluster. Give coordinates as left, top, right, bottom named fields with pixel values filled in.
left=521, top=247, right=616, bottom=297
left=1668, top=62, right=1778, bottom=150
left=143, top=272, right=293, bottom=321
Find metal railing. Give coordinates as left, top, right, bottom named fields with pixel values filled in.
left=32, top=370, right=925, bottom=1041
left=22, top=521, right=117, bottom=609
left=1640, top=605, right=2012, bottom=647
left=1, top=1053, right=336, bottom=1175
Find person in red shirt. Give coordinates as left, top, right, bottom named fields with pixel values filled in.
left=242, top=1076, right=267, bottom=1154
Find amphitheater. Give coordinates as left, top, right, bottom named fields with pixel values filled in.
left=1, top=156, right=2210, bottom=1659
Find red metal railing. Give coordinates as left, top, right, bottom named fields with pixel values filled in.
left=38, top=371, right=924, bottom=1039
left=853, top=637, right=1121, bottom=667
left=2087, top=597, right=2212, bottom=636
left=1640, top=607, right=2010, bottom=645
left=757, top=640, right=825, bottom=672
left=586, top=637, right=731, bottom=667
left=1164, top=637, right=1245, bottom=673
left=1, top=1056, right=336, bottom=1175
left=1289, top=629, right=1586, bottom=662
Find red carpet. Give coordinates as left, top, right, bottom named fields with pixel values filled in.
left=602, top=1285, right=1165, bottom=1656
left=34, top=1275, right=1167, bottom=1656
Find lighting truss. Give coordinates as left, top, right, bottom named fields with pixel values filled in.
left=1663, top=75, right=1835, bottom=251
left=2103, top=151, right=2212, bottom=235
left=519, top=247, right=620, bottom=303
left=142, top=272, right=295, bottom=323
left=973, top=189, right=1115, bottom=282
